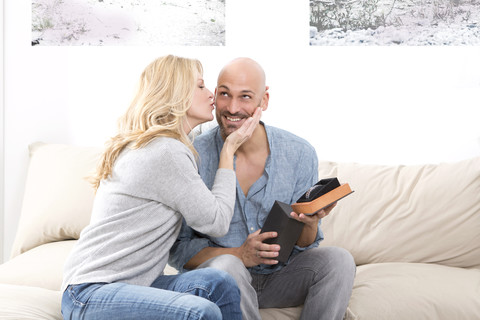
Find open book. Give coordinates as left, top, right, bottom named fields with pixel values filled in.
left=260, top=178, right=354, bottom=263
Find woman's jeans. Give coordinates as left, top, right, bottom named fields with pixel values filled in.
left=61, top=268, right=241, bottom=320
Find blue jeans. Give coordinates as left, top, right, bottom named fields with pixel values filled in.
left=61, top=268, right=241, bottom=320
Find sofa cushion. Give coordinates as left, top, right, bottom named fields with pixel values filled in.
left=11, top=142, right=102, bottom=258
left=348, top=262, right=480, bottom=319
left=318, top=157, right=480, bottom=268
left=0, top=284, right=62, bottom=320
left=0, top=241, right=77, bottom=291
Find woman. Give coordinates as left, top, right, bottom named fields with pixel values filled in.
left=61, top=55, right=262, bottom=320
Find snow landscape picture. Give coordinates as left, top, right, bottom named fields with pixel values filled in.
left=32, top=0, right=225, bottom=46
left=310, top=0, right=480, bottom=45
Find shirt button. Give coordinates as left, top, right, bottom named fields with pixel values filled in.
left=250, top=227, right=254, bottom=231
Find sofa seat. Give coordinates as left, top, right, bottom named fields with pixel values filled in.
left=350, top=262, right=480, bottom=319
left=6, top=244, right=478, bottom=320
left=0, top=284, right=62, bottom=320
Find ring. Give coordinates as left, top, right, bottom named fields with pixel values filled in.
left=256, top=250, right=260, bottom=258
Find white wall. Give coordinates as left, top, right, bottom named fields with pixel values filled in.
left=1, top=0, right=5, bottom=262
left=2, top=0, right=480, bottom=261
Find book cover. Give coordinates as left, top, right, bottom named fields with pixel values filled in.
left=260, top=201, right=304, bottom=263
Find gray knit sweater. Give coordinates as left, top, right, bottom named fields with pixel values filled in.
left=62, top=137, right=235, bottom=291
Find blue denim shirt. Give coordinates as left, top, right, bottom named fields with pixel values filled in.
left=169, top=123, right=322, bottom=275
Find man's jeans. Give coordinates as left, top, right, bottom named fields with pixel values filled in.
left=61, top=268, right=241, bottom=320
left=199, top=247, right=356, bottom=320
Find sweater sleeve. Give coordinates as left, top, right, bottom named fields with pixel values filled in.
left=148, top=142, right=236, bottom=238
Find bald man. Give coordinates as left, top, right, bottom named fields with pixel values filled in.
left=170, top=58, right=356, bottom=320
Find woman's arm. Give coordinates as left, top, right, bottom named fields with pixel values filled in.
left=154, top=108, right=262, bottom=238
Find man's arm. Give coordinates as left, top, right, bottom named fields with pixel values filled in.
left=292, top=203, right=336, bottom=247
left=183, top=230, right=281, bottom=269
left=184, top=247, right=239, bottom=269
left=169, top=219, right=212, bottom=271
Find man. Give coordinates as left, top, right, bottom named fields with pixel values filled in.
left=170, top=57, right=356, bottom=320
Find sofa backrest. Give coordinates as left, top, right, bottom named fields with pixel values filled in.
left=11, top=142, right=102, bottom=258
left=318, top=158, right=480, bottom=269
left=11, top=142, right=480, bottom=270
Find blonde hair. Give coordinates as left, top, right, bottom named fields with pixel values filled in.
left=91, top=55, right=203, bottom=190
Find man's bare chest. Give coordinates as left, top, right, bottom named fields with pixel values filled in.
left=235, top=154, right=267, bottom=196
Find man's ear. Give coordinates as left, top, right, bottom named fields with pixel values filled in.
left=214, top=87, right=218, bottom=104
left=262, top=86, right=270, bottom=111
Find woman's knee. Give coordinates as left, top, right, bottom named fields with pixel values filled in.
left=189, top=267, right=241, bottom=319
left=183, top=296, right=223, bottom=320
left=203, top=268, right=240, bottom=293
left=190, top=267, right=240, bottom=297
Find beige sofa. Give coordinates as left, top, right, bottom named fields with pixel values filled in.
left=1, top=142, right=479, bottom=319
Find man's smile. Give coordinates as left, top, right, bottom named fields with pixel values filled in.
left=226, top=116, right=242, bottom=122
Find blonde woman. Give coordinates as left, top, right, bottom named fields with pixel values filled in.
left=61, top=55, right=262, bottom=320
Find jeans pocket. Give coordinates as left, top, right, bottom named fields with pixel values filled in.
left=67, top=283, right=100, bottom=307
left=62, top=286, right=80, bottom=319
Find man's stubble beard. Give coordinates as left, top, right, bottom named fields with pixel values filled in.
left=216, top=101, right=261, bottom=140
